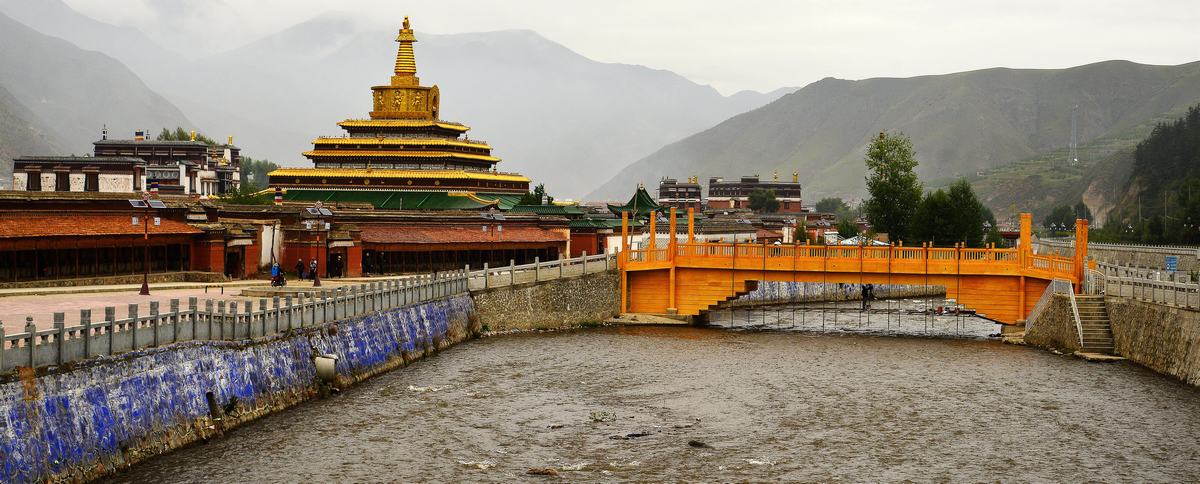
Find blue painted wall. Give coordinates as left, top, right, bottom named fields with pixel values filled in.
left=0, top=295, right=475, bottom=483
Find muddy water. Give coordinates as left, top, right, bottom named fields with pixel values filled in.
left=109, top=307, right=1200, bottom=482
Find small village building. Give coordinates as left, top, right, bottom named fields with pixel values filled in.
left=657, top=176, right=703, bottom=211
left=12, top=130, right=242, bottom=196
left=707, top=173, right=803, bottom=213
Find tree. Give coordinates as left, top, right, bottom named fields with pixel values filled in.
left=157, top=126, right=217, bottom=146
left=1073, top=201, right=1093, bottom=223
left=1043, top=204, right=1076, bottom=231
left=815, top=197, right=848, bottom=214
left=945, top=179, right=990, bottom=247
left=517, top=183, right=553, bottom=205
left=863, top=131, right=922, bottom=242
left=219, top=183, right=270, bottom=205
left=748, top=188, right=780, bottom=213
left=240, top=157, right=279, bottom=190
left=836, top=218, right=859, bottom=239
left=910, top=189, right=954, bottom=245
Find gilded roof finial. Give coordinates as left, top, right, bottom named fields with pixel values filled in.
left=392, top=16, right=419, bottom=84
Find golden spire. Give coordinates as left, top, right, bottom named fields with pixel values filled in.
left=392, top=16, right=419, bottom=85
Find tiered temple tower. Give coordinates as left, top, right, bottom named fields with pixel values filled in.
left=270, top=17, right=531, bottom=210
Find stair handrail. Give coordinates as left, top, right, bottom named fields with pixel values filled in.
left=1064, top=281, right=1084, bottom=349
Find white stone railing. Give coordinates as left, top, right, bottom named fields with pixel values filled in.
left=1099, top=262, right=1200, bottom=309
left=466, top=252, right=617, bottom=290
left=0, top=271, right=469, bottom=372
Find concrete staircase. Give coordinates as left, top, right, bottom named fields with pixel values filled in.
left=1075, top=295, right=1115, bottom=355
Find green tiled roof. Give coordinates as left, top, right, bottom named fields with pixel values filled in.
left=509, top=204, right=587, bottom=216
left=283, top=189, right=499, bottom=210
left=607, top=186, right=660, bottom=217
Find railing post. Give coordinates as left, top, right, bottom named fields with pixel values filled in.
left=188, top=297, right=198, bottom=341
left=53, top=312, right=65, bottom=365
left=228, top=301, right=238, bottom=340
left=25, top=317, right=36, bottom=368
left=535, top=257, right=541, bottom=281
left=217, top=301, right=227, bottom=339
left=104, top=307, right=116, bottom=355
left=149, top=301, right=160, bottom=348
left=483, top=263, right=489, bottom=289
left=80, top=309, right=92, bottom=359
left=272, top=296, right=281, bottom=334
left=285, top=295, right=294, bottom=330
left=583, top=251, right=588, bottom=274
left=510, top=259, right=516, bottom=286
left=245, top=303, right=253, bottom=339
left=128, top=304, right=139, bottom=349
left=259, top=298, right=269, bottom=336
left=169, top=299, right=180, bottom=344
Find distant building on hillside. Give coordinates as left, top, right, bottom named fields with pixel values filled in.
left=12, top=129, right=242, bottom=196
left=657, top=176, right=703, bottom=211
left=707, top=173, right=803, bottom=213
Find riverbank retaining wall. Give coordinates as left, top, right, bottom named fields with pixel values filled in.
left=0, top=294, right=478, bottom=483
left=1107, top=297, right=1200, bottom=385
left=727, top=282, right=946, bottom=307
left=1023, top=294, right=1082, bottom=353
left=470, top=270, right=619, bottom=331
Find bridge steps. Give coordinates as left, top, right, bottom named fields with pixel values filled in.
left=1075, top=295, right=1115, bottom=355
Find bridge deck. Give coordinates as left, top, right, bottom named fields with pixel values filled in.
left=617, top=212, right=1090, bottom=325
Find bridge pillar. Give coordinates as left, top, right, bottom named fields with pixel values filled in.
left=668, top=207, right=677, bottom=314
left=620, top=211, right=629, bottom=313
left=1074, top=218, right=1089, bottom=292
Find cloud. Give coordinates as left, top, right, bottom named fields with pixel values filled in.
left=63, top=0, right=1200, bottom=94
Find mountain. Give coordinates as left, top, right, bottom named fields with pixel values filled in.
left=588, top=60, right=1200, bottom=204
left=0, top=11, right=193, bottom=155
left=0, top=83, right=62, bottom=185
left=164, top=17, right=791, bottom=197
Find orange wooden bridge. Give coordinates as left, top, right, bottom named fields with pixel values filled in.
left=618, top=210, right=1090, bottom=324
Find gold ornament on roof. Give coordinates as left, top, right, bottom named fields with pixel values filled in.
left=369, top=16, right=441, bottom=122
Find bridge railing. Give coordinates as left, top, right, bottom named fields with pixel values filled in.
left=0, top=271, right=469, bottom=372
left=1097, top=262, right=1200, bottom=309
left=630, top=242, right=1076, bottom=280
left=467, top=252, right=616, bottom=290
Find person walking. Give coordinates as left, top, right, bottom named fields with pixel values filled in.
left=295, top=259, right=305, bottom=280
left=309, top=258, right=319, bottom=280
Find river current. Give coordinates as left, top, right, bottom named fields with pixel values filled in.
left=108, top=304, right=1200, bottom=482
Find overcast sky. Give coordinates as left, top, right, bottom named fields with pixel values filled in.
left=65, top=0, right=1200, bottom=95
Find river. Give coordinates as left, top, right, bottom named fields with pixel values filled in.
left=108, top=304, right=1200, bottom=482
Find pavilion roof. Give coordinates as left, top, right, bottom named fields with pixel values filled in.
left=607, top=186, right=661, bottom=217
left=269, top=168, right=527, bottom=183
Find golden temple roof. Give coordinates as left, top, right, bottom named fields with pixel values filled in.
left=302, top=150, right=500, bottom=162
left=337, top=119, right=469, bottom=131
left=311, top=137, right=491, bottom=150
left=269, top=168, right=530, bottom=183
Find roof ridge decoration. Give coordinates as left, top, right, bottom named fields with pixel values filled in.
left=371, top=16, right=440, bottom=121
left=393, top=16, right=418, bottom=84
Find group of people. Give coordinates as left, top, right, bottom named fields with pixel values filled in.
left=294, top=258, right=320, bottom=281
left=266, top=258, right=328, bottom=287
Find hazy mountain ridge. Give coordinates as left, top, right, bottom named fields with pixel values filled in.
left=589, top=61, right=1200, bottom=204
left=0, top=11, right=192, bottom=155
left=0, top=1, right=793, bottom=197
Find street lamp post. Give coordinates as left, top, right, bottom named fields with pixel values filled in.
left=308, top=201, right=333, bottom=287
left=129, top=184, right=163, bottom=296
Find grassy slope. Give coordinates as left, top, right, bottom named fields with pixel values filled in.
left=588, top=60, right=1200, bottom=205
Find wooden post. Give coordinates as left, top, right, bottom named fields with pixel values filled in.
left=687, top=207, right=695, bottom=244
left=668, top=207, right=677, bottom=313
left=647, top=212, right=657, bottom=262
left=1075, top=218, right=1089, bottom=290
left=620, top=211, right=629, bottom=313
left=1019, top=212, right=1032, bottom=267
